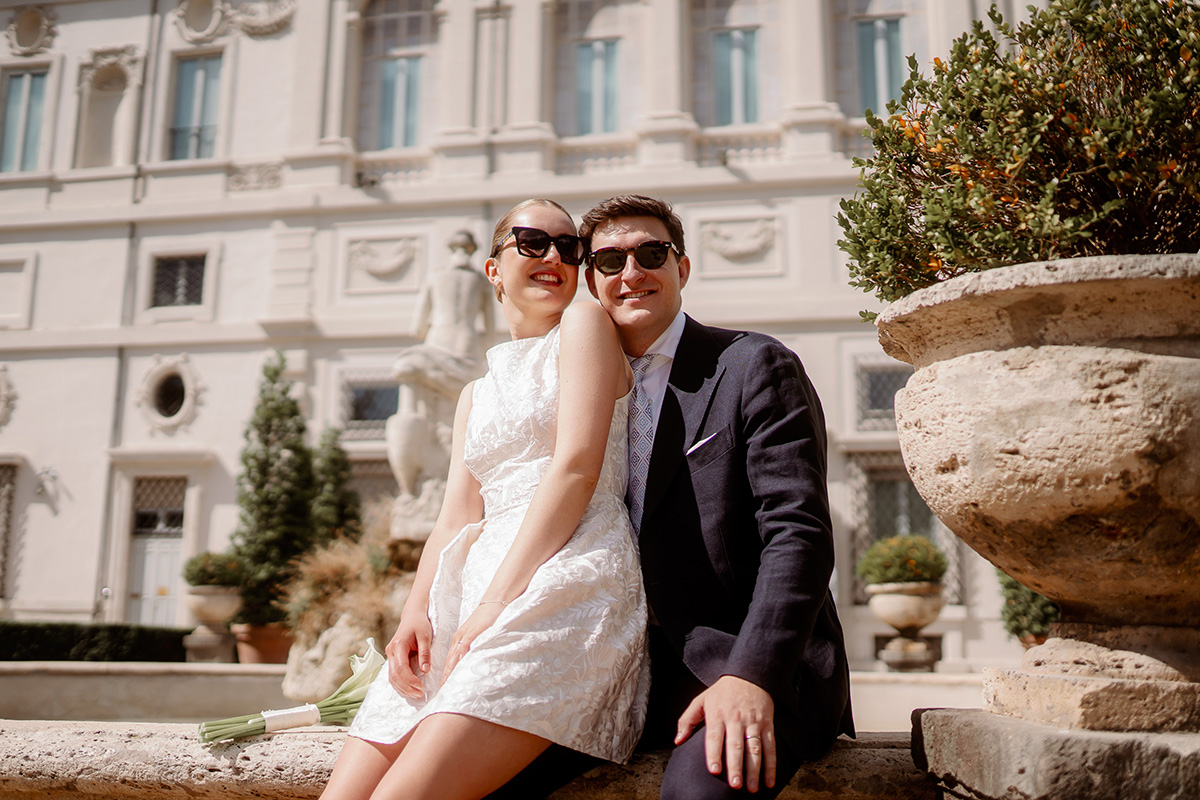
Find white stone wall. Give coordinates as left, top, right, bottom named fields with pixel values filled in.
left=0, top=0, right=1047, bottom=667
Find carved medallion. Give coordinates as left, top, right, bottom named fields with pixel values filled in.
left=349, top=238, right=419, bottom=280
left=6, top=5, right=57, bottom=56
left=174, top=0, right=230, bottom=44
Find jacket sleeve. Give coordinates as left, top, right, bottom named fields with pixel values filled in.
left=720, top=337, right=836, bottom=698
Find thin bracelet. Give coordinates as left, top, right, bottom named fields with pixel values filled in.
left=478, top=600, right=509, bottom=606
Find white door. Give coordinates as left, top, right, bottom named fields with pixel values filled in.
left=125, top=478, right=187, bottom=626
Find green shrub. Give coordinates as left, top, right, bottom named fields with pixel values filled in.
left=856, top=534, right=948, bottom=585
left=0, top=621, right=188, bottom=661
left=838, top=0, right=1200, bottom=317
left=182, top=550, right=245, bottom=587
left=997, top=569, right=1061, bottom=640
left=231, top=352, right=316, bottom=626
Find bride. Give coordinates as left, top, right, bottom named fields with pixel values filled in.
left=321, top=199, right=649, bottom=800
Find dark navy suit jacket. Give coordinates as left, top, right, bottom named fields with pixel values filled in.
left=637, top=315, right=854, bottom=759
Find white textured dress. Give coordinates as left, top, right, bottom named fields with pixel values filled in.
left=349, top=326, right=650, bottom=762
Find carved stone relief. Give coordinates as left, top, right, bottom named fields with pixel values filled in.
left=696, top=217, right=783, bottom=278
left=227, top=162, right=282, bottom=192
left=173, top=0, right=295, bottom=43
left=174, top=0, right=230, bottom=44
left=345, top=236, right=423, bottom=292
left=230, top=0, right=296, bottom=37
left=0, top=365, right=15, bottom=430
left=6, top=5, right=57, bottom=56
left=136, top=354, right=205, bottom=434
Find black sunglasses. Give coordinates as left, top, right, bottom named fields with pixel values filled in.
left=587, top=241, right=680, bottom=276
left=495, top=227, right=584, bottom=267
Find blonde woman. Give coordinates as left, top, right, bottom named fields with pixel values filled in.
left=321, top=199, right=648, bottom=800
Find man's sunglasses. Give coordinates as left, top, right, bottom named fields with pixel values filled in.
left=587, top=241, right=680, bottom=276
left=495, top=227, right=585, bottom=267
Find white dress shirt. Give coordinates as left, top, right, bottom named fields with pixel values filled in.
left=630, top=309, right=686, bottom=449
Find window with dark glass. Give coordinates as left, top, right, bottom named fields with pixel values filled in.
left=152, top=256, right=206, bottom=308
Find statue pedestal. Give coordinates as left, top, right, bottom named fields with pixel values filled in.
left=913, top=708, right=1200, bottom=800
left=183, top=628, right=236, bottom=663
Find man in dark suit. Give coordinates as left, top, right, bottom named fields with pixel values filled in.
left=578, top=195, right=854, bottom=799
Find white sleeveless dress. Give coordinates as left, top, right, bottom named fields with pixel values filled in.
left=349, top=326, right=650, bottom=762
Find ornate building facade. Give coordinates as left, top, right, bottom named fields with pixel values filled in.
left=0, top=0, right=1046, bottom=671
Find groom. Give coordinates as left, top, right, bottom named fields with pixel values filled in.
left=580, top=195, right=853, bottom=799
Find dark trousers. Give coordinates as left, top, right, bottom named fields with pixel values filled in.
left=487, top=626, right=805, bottom=800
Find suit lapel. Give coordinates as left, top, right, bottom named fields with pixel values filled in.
left=640, top=316, right=725, bottom=531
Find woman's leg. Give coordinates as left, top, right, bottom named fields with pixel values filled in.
left=321, top=735, right=410, bottom=800
left=372, top=713, right=551, bottom=800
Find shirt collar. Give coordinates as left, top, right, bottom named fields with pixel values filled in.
left=634, top=310, right=687, bottom=364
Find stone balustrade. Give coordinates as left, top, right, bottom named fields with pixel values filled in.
left=0, top=720, right=935, bottom=800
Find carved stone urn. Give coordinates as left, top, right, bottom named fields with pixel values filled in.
left=876, top=254, right=1200, bottom=732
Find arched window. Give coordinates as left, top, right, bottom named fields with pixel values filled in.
left=693, top=0, right=775, bottom=127
left=357, top=0, right=437, bottom=151
left=555, top=1, right=637, bottom=136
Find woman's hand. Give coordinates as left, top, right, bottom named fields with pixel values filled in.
left=441, top=601, right=506, bottom=683
left=386, top=611, right=434, bottom=698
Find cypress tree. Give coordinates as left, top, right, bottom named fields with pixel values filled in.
left=231, top=352, right=315, bottom=626
left=311, top=427, right=361, bottom=547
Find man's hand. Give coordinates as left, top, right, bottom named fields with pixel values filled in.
left=676, top=675, right=777, bottom=793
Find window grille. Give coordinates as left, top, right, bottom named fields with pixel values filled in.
left=856, top=364, right=911, bottom=430
left=132, top=477, right=186, bottom=537
left=846, top=452, right=962, bottom=604
left=152, top=255, right=205, bottom=307
left=1, top=69, right=48, bottom=172
left=341, top=371, right=399, bottom=440
left=358, top=0, right=435, bottom=151
left=170, top=55, right=221, bottom=159
left=0, top=465, right=15, bottom=598
left=856, top=17, right=903, bottom=116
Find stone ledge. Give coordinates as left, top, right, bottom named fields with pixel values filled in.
left=913, top=708, right=1200, bottom=800
left=0, top=720, right=935, bottom=800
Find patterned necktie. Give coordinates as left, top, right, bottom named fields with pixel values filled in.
left=626, top=354, right=656, bottom=533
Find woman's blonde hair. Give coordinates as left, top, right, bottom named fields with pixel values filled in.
left=487, top=199, right=574, bottom=302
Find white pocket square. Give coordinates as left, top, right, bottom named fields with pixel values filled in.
left=686, top=432, right=720, bottom=456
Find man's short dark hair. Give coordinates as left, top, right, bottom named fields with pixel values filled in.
left=579, top=195, right=686, bottom=258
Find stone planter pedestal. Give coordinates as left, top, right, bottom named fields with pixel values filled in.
left=877, top=255, right=1200, bottom=798
left=183, top=586, right=242, bottom=663
left=865, top=582, right=944, bottom=672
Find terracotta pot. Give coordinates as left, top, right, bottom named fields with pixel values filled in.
left=184, top=586, right=242, bottom=631
left=876, top=253, right=1200, bottom=731
left=866, top=581, right=944, bottom=638
left=230, top=623, right=294, bottom=664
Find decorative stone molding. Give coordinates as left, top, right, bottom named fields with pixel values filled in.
left=230, top=0, right=296, bottom=37
left=136, top=354, right=205, bottom=434
left=348, top=237, right=419, bottom=281
left=0, top=365, right=15, bottom=430
left=5, top=5, right=57, bottom=56
left=226, top=162, right=282, bottom=192
left=77, top=45, right=145, bottom=91
left=700, top=218, right=776, bottom=261
left=173, top=0, right=231, bottom=44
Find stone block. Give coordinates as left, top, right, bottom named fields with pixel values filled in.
left=913, top=708, right=1200, bottom=800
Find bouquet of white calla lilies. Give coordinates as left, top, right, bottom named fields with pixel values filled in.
left=199, top=638, right=386, bottom=744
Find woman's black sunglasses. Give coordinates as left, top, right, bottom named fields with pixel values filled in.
left=495, top=227, right=584, bottom=267
left=587, top=241, right=680, bottom=276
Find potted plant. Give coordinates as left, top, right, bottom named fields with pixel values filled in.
left=182, top=550, right=244, bottom=662
left=856, top=534, right=948, bottom=671
left=997, top=568, right=1060, bottom=649
left=229, top=352, right=316, bottom=664
left=839, top=0, right=1200, bottom=730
